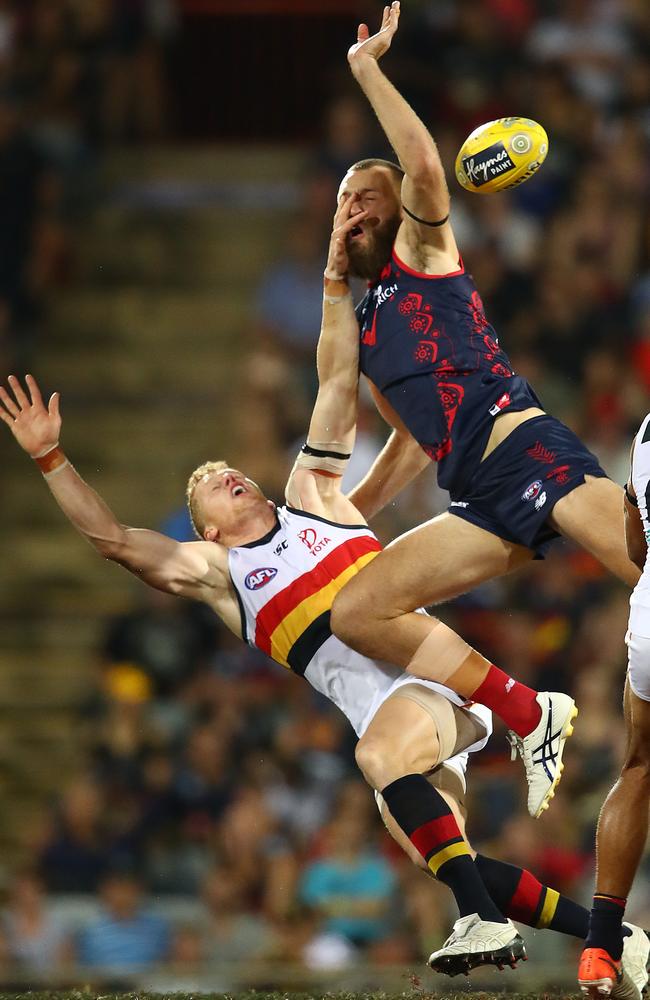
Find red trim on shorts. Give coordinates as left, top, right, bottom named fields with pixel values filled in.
left=392, top=248, right=465, bottom=280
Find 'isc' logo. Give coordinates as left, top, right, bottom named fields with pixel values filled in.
left=245, top=567, right=278, bottom=590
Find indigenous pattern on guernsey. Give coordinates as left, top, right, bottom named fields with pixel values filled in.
left=356, top=247, right=541, bottom=496
left=228, top=507, right=485, bottom=739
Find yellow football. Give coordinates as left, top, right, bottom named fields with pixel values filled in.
left=455, top=117, right=549, bottom=194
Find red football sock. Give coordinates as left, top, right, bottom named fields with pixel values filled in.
left=471, top=665, right=541, bottom=737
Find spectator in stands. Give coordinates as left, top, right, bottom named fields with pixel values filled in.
left=199, top=866, right=278, bottom=963
left=299, top=808, right=398, bottom=950
left=75, top=869, right=170, bottom=972
left=0, top=87, right=55, bottom=368
left=0, top=870, right=68, bottom=974
left=90, top=661, right=156, bottom=792
left=103, top=0, right=175, bottom=143
left=39, top=777, right=110, bottom=894
left=310, top=94, right=380, bottom=182
left=251, top=209, right=331, bottom=370
left=174, top=723, right=233, bottom=831
left=216, top=785, right=298, bottom=921
left=142, top=923, right=210, bottom=993
left=527, top=0, right=632, bottom=107
left=102, top=584, right=219, bottom=698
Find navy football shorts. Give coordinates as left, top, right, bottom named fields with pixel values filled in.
left=447, top=414, right=608, bottom=557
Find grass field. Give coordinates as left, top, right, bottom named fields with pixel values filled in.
left=0, top=992, right=586, bottom=1000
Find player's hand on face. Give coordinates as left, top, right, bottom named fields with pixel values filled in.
left=348, top=2, right=400, bottom=69
left=0, top=374, right=61, bottom=457
left=325, top=193, right=368, bottom=281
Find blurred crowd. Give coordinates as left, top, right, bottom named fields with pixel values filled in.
left=0, top=0, right=175, bottom=371
left=2, top=0, right=650, bottom=989
left=0, top=564, right=640, bottom=985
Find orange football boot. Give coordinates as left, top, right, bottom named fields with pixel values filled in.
left=578, top=947, right=639, bottom=999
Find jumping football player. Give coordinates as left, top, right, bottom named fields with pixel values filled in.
left=578, top=419, right=650, bottom=998
left=322, top=3, right=639, bottom=821
left=3, top=200, right=647, bottom=982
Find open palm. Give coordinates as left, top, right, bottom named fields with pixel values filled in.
left=348, top=2, right=400, bottom=65
left=0, top=374, right=61, bottom=457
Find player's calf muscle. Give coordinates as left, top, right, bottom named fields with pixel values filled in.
left=624, top=724, right=650, bottom=773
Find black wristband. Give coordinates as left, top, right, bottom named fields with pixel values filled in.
left=625, top=483, right=638, bottom=507
left=302, top=443, right=351, bottom=460
left=403, top=205, right=450, bottom=228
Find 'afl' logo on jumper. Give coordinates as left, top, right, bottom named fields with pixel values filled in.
left=245, top=567, right=278, bottom=590
left=521, top=480, right=542, bottom=502
left=299, top=528, right=317, bottom=549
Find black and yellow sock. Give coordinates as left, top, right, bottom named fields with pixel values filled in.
left=476, top=853, right=588, bottom=937
left=381, top=774, right=506, bottom=922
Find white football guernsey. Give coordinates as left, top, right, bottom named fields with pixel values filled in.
left=228, top=506, right=491, bottom=748
left=629, top=413, right=650, bottom=634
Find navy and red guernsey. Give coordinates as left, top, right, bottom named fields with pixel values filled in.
left=356, top=247, right=541, bottom=496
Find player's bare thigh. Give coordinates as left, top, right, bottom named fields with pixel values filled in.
left=356, top=691, right=472, bottom=871
left=549, top=476, right=639, bottom=587
left=333, top=512, right=533, bottom=627
left=356, top=689, right=445, bottom=788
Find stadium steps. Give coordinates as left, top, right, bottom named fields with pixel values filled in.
left=0, top=144, right=302, bottom=873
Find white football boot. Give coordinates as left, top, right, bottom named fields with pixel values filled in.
left=428, top=913, right=526, bottom=977
left=619, top=923, right=650, bottom=997
left=507, top=691, right=578, bottom=818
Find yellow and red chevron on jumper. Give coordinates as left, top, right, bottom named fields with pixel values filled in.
left=254, top=533, right=381, bottom=673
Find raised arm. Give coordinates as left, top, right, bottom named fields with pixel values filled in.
left=285, top=195, right=367, bottom=523
left=346, top=380, right=429, bottom=520
left=0, top=376, right=239, bottom=627
left=347, top=2, right=458, bottom=271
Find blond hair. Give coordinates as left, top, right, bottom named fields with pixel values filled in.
left=186, top=460, right=229, bottom=538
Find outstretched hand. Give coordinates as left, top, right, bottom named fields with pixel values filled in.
left=348, top=2, right=400, bottom=69
left=325, top=193, right=368, bottom=281
left=0, top=374, right=61, bottom=457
